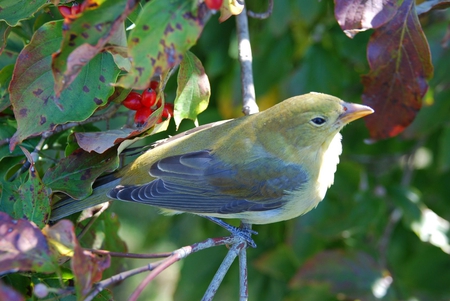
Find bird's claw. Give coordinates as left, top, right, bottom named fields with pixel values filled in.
left=231, top=227, right=258, bottom=248
left=202, top=216, right=258, bottom=248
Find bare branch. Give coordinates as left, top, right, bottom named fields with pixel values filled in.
left=236, top=2, right=259, bottom=115
left=202, top=242, right=247, bottom=301
left=238, top=223, right=250, bottom=301
left=247, top=0, right=273, bottom=19
left=83, top=235, right=240, bottom=300
left=129, top=246, right=193, bottom=301
left=87, top=248, right=172, bottom=259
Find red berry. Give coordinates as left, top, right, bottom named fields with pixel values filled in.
left=134, top=107, right=152, bottom=125
left=205, top=0, right=223, bottom=10
left=58, top=6, right=72, bottom=18
left=141, top=88, right=157, bottom=108
left=149, top=80, right=159, bottom=90
left=71, top=3, right=82, bottom=15
left=123, top=92, right=143, bottom=110
left=161, top=103, right=174, bottom=119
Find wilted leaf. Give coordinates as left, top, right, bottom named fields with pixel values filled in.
left=334, top=0, right=400, bottom=38
left=0, top=212, right=57, bottom=274
left=291, top=250, right=392, bottom=300
left=42, top=147, right=119, bottom=199
left=42, top=220, right=77, bottom=258
left=72, top=243, right=110, bottom=298
left=77, top=212, right=124, bottom=278
left=0, top=64, right=13, bottom=111
left=174, top=51, right=210, bottom=128
left=9, top=21, right=120, bottom=151
left=75, top=111, right=169, bottom=153
left=0, top=0, right=46, bottom=27
left=362, top=0, right=433, bottom=140
left=52, top=0, right=137, bottom=95
left=42, top=219, right=111, bottom=298
left=118, top=0, right=207, bottom=89
left=219, top=0, right=244, bottom=23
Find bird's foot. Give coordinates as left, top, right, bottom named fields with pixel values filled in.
left=202, top=216, right=258, bottom=248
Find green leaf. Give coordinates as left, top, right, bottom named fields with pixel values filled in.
left=42, top=147, right=119, bottom=200
left=118, top=0, right=206, bottom=89
left=18, top=162, right=52, bottom=228
left=290, top=250, right=392, bottom=300
left=52, top=0, right=137, bottom=95
left=9, top=21, right=120, bottom=150
left=0, top=21, right=11, bottom=53
left=438, top=125, right=450, bottom=172
left=0, top=0, right=47, bottom=27
left=0, top=64, right=13, bottom=111
left=174, top=51, right=210, bottom=128
left=0, top=180, right=22, bottom=219
left=253, top=245, right=299, bottom=281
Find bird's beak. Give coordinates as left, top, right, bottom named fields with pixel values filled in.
left=339, top=102, right=374, bottom=124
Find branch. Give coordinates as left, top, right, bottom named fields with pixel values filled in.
left=416, top=0, right=450, bottom=15
left=247, top=0, right=273, bottom=19
left=238, top=222, right=252, bottom=300
left=202, top=241, right=247, bottom=301
left=236, top=2, right=259, bottom=115
left=41, top=103, right=122, bottom=139
left=83, top=235, right=240, bottom=301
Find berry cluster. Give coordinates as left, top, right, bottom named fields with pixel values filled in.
left=57, top=3, right=85, bottom=19
left=122, top=81, right=174, bottom=126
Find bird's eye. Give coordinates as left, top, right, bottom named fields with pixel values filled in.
left=311, top=117, right=326, bottom=126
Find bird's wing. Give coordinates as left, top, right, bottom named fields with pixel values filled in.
left=108, top=150, right=308, bottom=214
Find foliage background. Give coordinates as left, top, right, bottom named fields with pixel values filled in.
left=1, top=0, right=450, bottom=300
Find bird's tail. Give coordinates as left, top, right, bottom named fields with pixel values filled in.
left=49, top=176, right=121, bottom=222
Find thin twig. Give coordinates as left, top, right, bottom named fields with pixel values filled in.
left=83, top=235, right=239, bottom=300
left=238, top=222, right=251, bottom=301
left=76, top=202, right=110, bottom=240
left=202, top=242, right=247, bottom=301
left=378, top=208, right=402, bottom=268
left=9, top=136, right=46, bottom=181
left=85, top=262, right=162, bottom=301
left=247, top=0, right=273, bottom=19
left=87, top=248, right=172, bottom=259
left=41, top=103, right=122, bottom=139
left=236, top=2, right=259, bottom=115
left=128, top=246, right=192, bottom=301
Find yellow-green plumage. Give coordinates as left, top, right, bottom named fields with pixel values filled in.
left=50, top=92, right=373, bottom=224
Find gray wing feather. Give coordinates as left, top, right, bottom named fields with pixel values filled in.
left=108, top=150, right=308, bottom=215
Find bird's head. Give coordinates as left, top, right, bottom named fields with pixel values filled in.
left=256, top=92, right=374, bottom=152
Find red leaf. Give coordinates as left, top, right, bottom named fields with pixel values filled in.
left=0, top=212, right=56, bottom=274
left=72, top=244, right=110, bottom=298
left=362, top=0, right=433, bottom=140
left=334, top=0, right=401, bottom=38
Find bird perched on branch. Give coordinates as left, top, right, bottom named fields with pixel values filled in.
left=51, top=92, right=373, bottom=246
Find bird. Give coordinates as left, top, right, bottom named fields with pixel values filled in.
left=50, top=92, right=373, bottom=246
